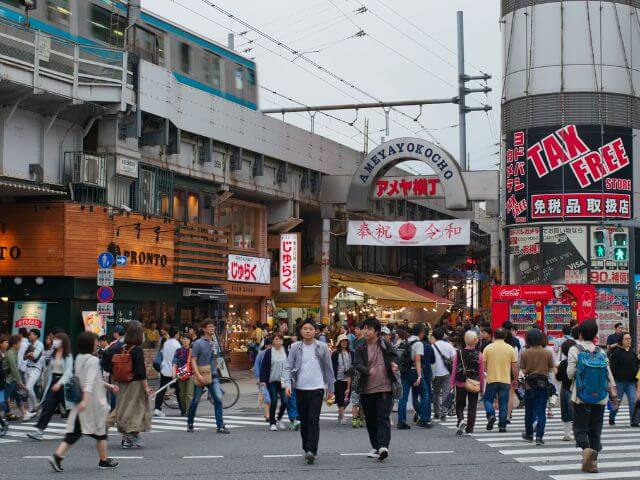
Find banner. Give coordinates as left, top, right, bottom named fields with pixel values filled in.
left=508, top=226, right=541, bottom=284
left=371, top=176, right=443, bottom=199
left=347, top=219, right=470, bottom=246
left=227, top=254, right=271, bottom=284
left=541, top=226, right=587, bottom=284
left=82, top=311, right=106, bottom=336
left=279, top=233, right=299, bottom=293
left=595, top=288, right=629, bottom=345
left=12, top=302, right=47, bottom=334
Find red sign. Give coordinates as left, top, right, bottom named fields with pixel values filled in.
left=372, top=176, right=442, bottom=199
left=531, top=193, right=631, bottom=219
left=279, top=233, right=299, bottom=293
left=96, top=286, right=114, bottom=303
left=227, top=254, right=270, bottom=284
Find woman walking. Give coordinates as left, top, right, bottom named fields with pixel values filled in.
left=608, top=332, right=640, bottom=426
left=555, top=339, right=576, bottom=441
left=520, top=328, right=555, bottom=445
left=451, top=330, right=485, bottom=435
left=28, top=333, right=73, bottom=441
left=112, top=323, right=152, bottom=449
left=332, top=334, right=353, bottom=425
left=48, top=332, right=119, bottom=472
left=259, top=333, right=289, bottom=431
left=172, top=335, right=194, bottom=417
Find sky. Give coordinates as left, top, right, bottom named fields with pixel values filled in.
left=145, top=0, right=502, bottom=173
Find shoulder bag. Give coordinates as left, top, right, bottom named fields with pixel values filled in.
left=460, top=350, right=481, bottom=393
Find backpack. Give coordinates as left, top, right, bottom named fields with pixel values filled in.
left=112, top=346, right=134, bottom=383
left=575, top=344, right=609, bottom=404
left=398, top=339, right=418, bottom=374
left=100, top=340, right=123, bottom=374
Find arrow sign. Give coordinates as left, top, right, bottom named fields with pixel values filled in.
left=116, top=256, right=127, bottom=267
left=97, top=286, right=114, bottom=303
left=97, top=252, right=115, bottom=268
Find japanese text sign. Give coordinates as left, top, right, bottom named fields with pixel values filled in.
left=347, top=220, right=470, bottom=246
left=279, top=233, right=299, bottom=293
left=371, top=176, right=443, bottom=200
left=228, top=254, right=271, bottom=285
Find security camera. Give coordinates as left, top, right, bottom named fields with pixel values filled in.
left=120, top=204, right=132, bottom=213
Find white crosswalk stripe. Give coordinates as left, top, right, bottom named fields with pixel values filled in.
left=461, top=407, right=640, bottom=480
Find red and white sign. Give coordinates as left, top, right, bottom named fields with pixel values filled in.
left=531, top=193, right=631, bottom=219
left=279, top=233, right=299, bottom=293
left=347, top=220, right=470, bottom=246
left=371, top=176, right=443, bottom=199
left=227, top=254, right=271, bottom=285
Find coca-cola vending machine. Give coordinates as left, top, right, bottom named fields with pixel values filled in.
left=491, top=284, right=596, bottom=338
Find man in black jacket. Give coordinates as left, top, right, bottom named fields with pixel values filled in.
left=353, top=317, right=399, bottom=462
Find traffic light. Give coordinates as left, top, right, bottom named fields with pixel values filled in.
left=593, top=229, right=607, bottom=258
left=612, top=232, right=628, bottom=262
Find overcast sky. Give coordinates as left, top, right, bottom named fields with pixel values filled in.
left=146, top=0, right=502, bottom=172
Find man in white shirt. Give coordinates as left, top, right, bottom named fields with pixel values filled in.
left=23, top=329, right=44, bottom=419
left=17, top=327, right=29, bottom=374
left=431, top=327, right=456, bottom=422
left=154, top=326, right=181, bottom=417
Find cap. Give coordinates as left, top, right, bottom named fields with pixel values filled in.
left=381, top=326, right=391, bottom=335
left=336, top=334, right=349, bottom=345
left=114, top=324, right=125, bottom=335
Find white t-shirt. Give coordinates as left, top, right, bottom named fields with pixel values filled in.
left=296, top=342, right=324, bottom=390
left=433, top=340, right=456, bottom=377
left=408, top=335, right=425, bottom=362
left=161, top=338, right=181, bottom=378
left=17, top=338, right=29, bottom=372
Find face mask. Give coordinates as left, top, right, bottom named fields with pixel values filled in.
left=52, top=339, right=62, bottom=350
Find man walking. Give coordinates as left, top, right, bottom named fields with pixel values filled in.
left=353, top=317, right=398, bottom=461
left=431, top=328, right=455, bottom=422
left=567, top=320, right=617, bottom=473
left=187, top=320, right=229, bottom=434
left=284, top=319, right=335, bottom=465
left=483, top=328, right=518, bottom=432
left=23, top=329, right=44, bottom=420
left=397, top=323, right=429, bottom=429
left=154, top=326, right=181, bottom=417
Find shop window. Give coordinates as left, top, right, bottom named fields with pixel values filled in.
left=203, top=50, right=221, bottom=89
left=47, top=0, right=71, bottom=28
left=180, top=42, right=191, bottom=74
left=89, top=4, right=126, bottom=47
left=187, top=192, right=199, bottom=223
left=218, top=202, right=260, bottom=251
left=173, top=189, right=186, bottom=221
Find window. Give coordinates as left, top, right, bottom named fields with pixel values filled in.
left=89, top=4, right=126, bottom=47
left=47, top=0, right=71, bottom=27
left=187, top=192, right=199, bottom=223
left=179, top=42, right=191, bottom=74
left=139, top=168, right=155, bottom=214
left=234, top=66, right=243, bottom=91
left=172, top=189, right=186, bottom=221
left=218, top=202, right=260, bottom=250
left=136, top=27, right=164, bottom=66
left=203, top=50, right=221, bottom=89
left=246, top=68, right=256, bottom=87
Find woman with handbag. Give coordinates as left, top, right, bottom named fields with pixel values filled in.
left=519, top=328, right=555, bottom=445
left=48, top=332, right=119, bottom=472
left=450, top=330, right=485, bottom=435
left=27, top=333, right=73, bottom=441
left=173, top=335, right=194, bottom=417
left=112, top=324, right=152, bottom=449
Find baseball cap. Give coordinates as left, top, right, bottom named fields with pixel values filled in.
left=381, top=326, right=391, bottom=335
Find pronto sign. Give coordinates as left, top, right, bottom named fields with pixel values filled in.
left=347, top=137, right=468, bottom=211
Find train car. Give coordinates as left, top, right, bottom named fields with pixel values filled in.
left=0, top=0, right=258, bottom=109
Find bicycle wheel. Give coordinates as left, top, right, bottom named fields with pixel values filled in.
left=220, top=378, right=240, bottom=409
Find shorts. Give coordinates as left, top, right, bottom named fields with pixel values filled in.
left=350, top=390, right=360, bottom=407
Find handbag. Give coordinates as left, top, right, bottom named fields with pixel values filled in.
left=64, top=356, right=86, bottom=404
left=391, top=371, right=403, bottom=401
left=194, top=364, right=213, bottom=387
left=459, top=350, right=481, bottom=393
left=153, top=348, right=163, bottom=373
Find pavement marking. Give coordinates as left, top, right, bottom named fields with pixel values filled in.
left=22, top=456, right=50, bottom=459
left=0, top=438, right=18, bottom=444
left=550, top=471, right=640, bottom=480
left=263, top=454, right=302, bottom=458
left=487, top=437, right=640, bottom=448
left=533, top=461, right=640, bottom=472
left=340, top=453, right=372, bottom=456
left=182, top=455, right=224, bottom=459
left=514, top=452, right=640, bottom=463
left=475, top=432, right=640, bottom=441
left=500, top=444, right=640, bottom=455
left=415, top=450, right=455, bottom=455
left=110, top=456, right=144, bottom=460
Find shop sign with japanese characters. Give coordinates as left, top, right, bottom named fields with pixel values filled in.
left=279, top=233, right=299, bottom=293
left=228, top=254, right=271, bottom=285
left=370, top=176, right=443, bottom=199
left=505, top=125, right=632, bottom=224
left=347, top=220, right=470, bottom=246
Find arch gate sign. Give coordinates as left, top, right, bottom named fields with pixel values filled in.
left=346, top=137, right=469, bottom=212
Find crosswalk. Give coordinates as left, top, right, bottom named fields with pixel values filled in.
left=0, top=411, right=348, bottom=445
left=445, top=407, right=639, bottom=480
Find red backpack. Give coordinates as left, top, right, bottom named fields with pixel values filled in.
left=112, top=346, right=133, bottom=383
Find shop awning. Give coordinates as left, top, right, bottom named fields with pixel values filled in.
left=272, top=286, right=340, bottom=309
left=335, top=280, right=439, bottom=308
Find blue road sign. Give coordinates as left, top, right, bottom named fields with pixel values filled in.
left=116, top=255, right=127, bottom=267
left=97, top=252, right=115, bottom=268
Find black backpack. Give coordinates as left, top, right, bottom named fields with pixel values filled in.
left=398, top=339, right=418, bottom=374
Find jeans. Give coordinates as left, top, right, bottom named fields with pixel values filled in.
left=455, top=386, right=479, bottom=433
left=573, top=402, right=605, bottom=452
left=432, top=374, right=451, bottom=418
left=610, top=380, right=638, bottom=425
left=154, top=375, right=173, bottom=411
left=287, top=389, right=298, bottom=421
left=24, top=367, right=41, bottom=412
left=187, top=378, right=224, bottom=429
left=413, top=374, right=432, bottom=421
left=267, top=381, right=287, bottom=424
left=524, top=388, right=548, bottom=439
left=398, top=370, right=418, bottom=425
left=360, top=391, right=393, bottom=450
left=484, top=382, right=510, bottom=427
left=295, top=389, right=324, bottom=455
left=560, top=387, right=573, bottom=423
left=3, top=381, right=21, bottom=414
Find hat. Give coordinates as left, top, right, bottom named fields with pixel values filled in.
left=114, top=324, right=125, bottom=335
left=336, top=334, right=349, bottom=345
left=381, top=326, right=391, bottom=335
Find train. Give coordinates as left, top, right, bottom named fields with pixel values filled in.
left=0, top=0, right=258, bottom=109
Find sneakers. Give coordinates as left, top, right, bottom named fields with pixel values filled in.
left=217, top=426, right=231, bottom=434
left=22, top=411, right=36, bottom=421
left=582, top=448, right=598, bottom=473
left=609, top=419, right=616, bottom=426
left=187, top=425, right=194, bottom=433
left=305, top=451, right=315, bottom=465
left=561, top=435, right=573, bottom=442
left=416, top=420, right=432, bottom=429
left=536, top=438, right=545, bottom=446
left=367, top=449, right=379, bottom=458
left=352, top=417, right=359, bottom=428
left=153, top=409, right=166, bottom=418
left=27, top=429, right=44, bottom=441
left=339, top=417, right=347, bottom=426
left=486, top=416, right=496, bottom=431
left=270, top=424, right=278, bottom=431
left=498, top=426, right=507, bottom=433
left=456, top=422, right=467, bottom=436
left=277, top=419, right=287, bottom=430
left=98, top=458, right=119, bottom=470
left=632, top=423, right=640, bottom=428
left=521, top=433, right=533, bottom=442
left=130, top=434, right=145, bottom=448
left=289, top=420, right=300, bottom=431
left=378, top=447, right=389, bottom=461
left=396, top=422, right=410, bottom=430
left=48, top=454, right=63, bottom=472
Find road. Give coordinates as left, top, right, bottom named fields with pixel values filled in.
left=0, top=375, right=636, bottom=480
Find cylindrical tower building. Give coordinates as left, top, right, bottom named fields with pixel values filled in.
left=500, top=0, right=639, bottom=344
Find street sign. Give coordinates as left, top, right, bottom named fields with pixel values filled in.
left=97, top=252, right=115, bottom=268
left=97, top=303, right=114, bottom=316
left=97, top=268, right=114, bottom=287
left=116, top=255, right=127, bottom=266
left=97, top=286, right=114, bottom=303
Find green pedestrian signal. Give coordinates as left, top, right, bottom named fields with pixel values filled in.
left=612, top=232, right=628, bottom=262
left=595, top=244, right=606, bottom=258
left=614, top=247, right=627, bottom=261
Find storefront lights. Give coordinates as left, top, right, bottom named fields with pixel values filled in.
left=35, top=276, right=44, bottom=285
left=0, top=296, right=8, bottom=302
left=13, top=277, right=22, bottom=285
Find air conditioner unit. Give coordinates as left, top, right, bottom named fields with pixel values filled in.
left=73, top=154, right=106, bottom=188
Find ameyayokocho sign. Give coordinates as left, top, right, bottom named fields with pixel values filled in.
left=505, top=125, right=632, bottom=224
left=227, top=254, right=271, bottom=285
left=371, top=176, right=443, bottom=200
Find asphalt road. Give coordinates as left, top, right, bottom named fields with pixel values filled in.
left=1, top=376, right=635, bottom=480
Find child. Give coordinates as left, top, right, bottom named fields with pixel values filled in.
left=349, top=368, right=364, bottom=428
left=555, top=339, right=576, bottom=441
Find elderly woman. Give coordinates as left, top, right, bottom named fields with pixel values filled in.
left=451, top=330, right=485, bottom=435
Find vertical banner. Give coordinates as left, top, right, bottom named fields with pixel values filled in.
left=82, top=311, right=106, bottom=336
left=595, top=287, right=629, bottom=345
left=279, top=233, right=299, bottom=293
left=12, top=302, right=47, bottom=334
